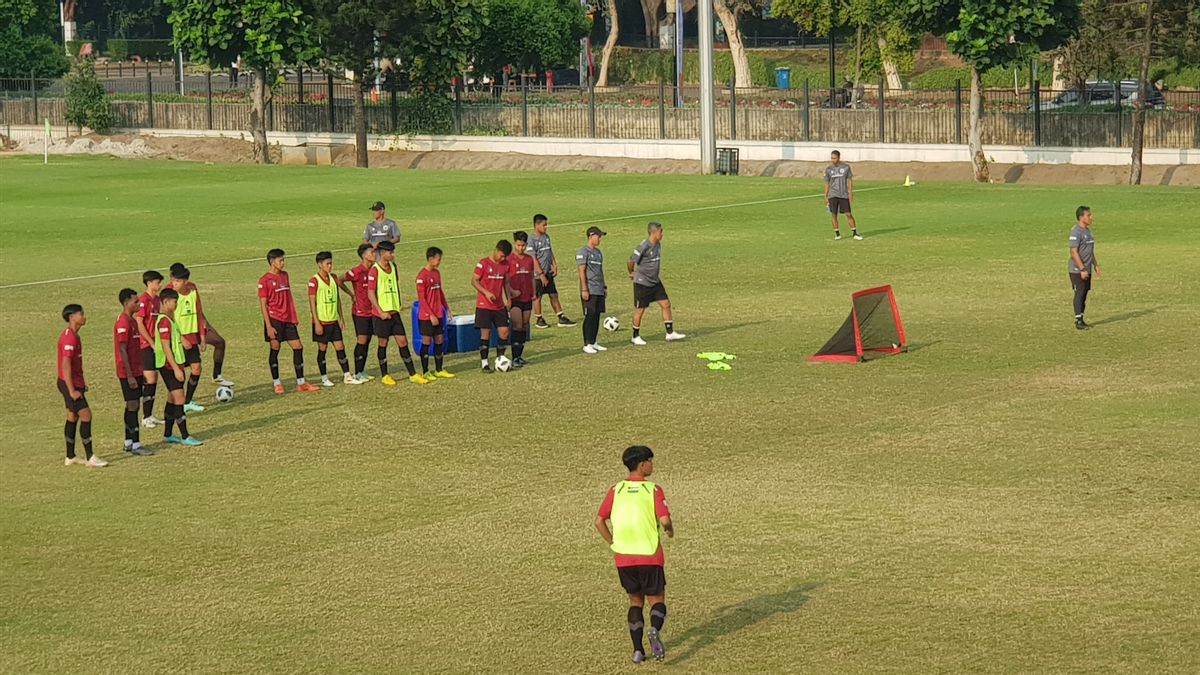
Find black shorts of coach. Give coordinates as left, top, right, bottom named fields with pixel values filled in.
left=119, top=375, right=145, bottom=402
left=373, top=313, right=407, bottom=338
left=157, top=365, right=185, bottom=391
left=617, top=565, right=666, bottom=596
left=57, top=380, right=90, bottom=413
left=582, top=294, right=607, bottom=315
left=634, top=282, right=669, bottom=309
left=828, top=196, right=852, bottom=214
left=535, top=276, right=558, bottom=297
left=352, top=314, right=374, bottom=338
left=474, top=308, right=510, bottom=332
left=312, top=322, right=344, bottom=344
left=263, top=319, right=301, bottom=343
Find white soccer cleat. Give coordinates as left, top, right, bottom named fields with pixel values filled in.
left=591, top=343, right=608, bottom=352
left=853, top=234, right=864, bottom=241
left=631, top=336, right=648, bottom=346
left=321, top=377, right=336, bottom=388
left=582, top=345, right=599, bottom=354
left=665, top=332, right=687, bottom=341
left=344, top=373, right=364, bottom=385
left=356, top=372, right=374, bottom=382
left=141, top=416, right=163, bottom=428
left=85, top=456, right=109, bottom=468
left=214, top=376, right=235, bottom=387
left=64, top=457, right=85, bottom=466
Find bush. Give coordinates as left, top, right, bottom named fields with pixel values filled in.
left=1164, top=67, right=1200, bottom=90
left=398, top=93, right=454, bottom=134
left=65, top=59, right=114, bottom=133
left=108, top=39, right=174, bottom=61
left=0, top=28, right=71, bottom=80
left=910, top=63, right=1053, bottom=90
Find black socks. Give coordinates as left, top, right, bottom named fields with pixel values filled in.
left=354, top=343, right=368, bottom=374
left=292, top=349, right=304, bottom=380
left=317, top=348, right=328, bottom=376
left=650, top=602, right=666, bottom=632
left=434, top=341, right=444, bottom=371
left=628, top=606, right=645, bottom=652
left=335, top=348, right=350, bottom=375
left=65, top=419, right=77, bottom=459
left=268, top=348, right=280, bottom=380
left=185, top=374, right=200, bottom=404
left=399, top=345, right=416, bottom=376
left=141, top=380, right=157, bottom=418
left=377, top=345, right=389, bottom=375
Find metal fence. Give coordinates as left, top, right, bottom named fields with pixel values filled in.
left=3, top=74, right=1198, bottom=149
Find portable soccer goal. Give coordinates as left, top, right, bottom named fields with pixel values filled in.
left=808, top=285, right=908, bottom=363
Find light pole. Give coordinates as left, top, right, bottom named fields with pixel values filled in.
left=698, top=0, right=716, bottom=174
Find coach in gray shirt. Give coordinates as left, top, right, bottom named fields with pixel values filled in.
left=824, top=150, right=862, bottom=240
left=1068, top=205, right=1101, bottom=330
left=363, top=201, right=400, bottom=249
left=529, top=214, right=575, bottom=328
left=577, top=226, right=608, bottom=353
left=628, top=221, right=685, bottom=345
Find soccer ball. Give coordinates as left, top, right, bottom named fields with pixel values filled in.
left=603, top=316, right=620, bottom=332
left=215, top=385, right=234, bottom=402
left=495, top=356, right=512, bottom=372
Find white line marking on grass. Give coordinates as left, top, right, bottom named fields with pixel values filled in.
left=0, top=185, right=901, bottom=290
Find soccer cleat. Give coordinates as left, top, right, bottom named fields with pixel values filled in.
left=632, top=650, right=646, bottom=665
left=582, top=345, right=599, bottom=355
left=142, top=416, right=163, bottom=429
left=180, top=436, right=204, bottom=447
left=535, top=317, right=551, bottom=329
left=85, top=455, right=109, bottom=468
left=183, top=401, right=205, bottom=413
left=423, top=372, right=439, bottom=382
left=273, top=383, right=286, bottom=395
left=557, top=315, right=578, bottom=327
left=381, top=374, right=398, bottom=386
left=834, top=232, right=842, bottom=240
left=409, top=374, right=432, bottom=385
left=297, top=382, right=322, bottom=393
left=164, top=435, right=183, bottom=444
left=125, top=445, right=154, bottom=456
left=631, top=336, right=648, bottom=346
left=853, top=234, right=864, bottom=241
left=321, top=377, right=336, bottom=388
left=591, top=343, right=608, bottom=352
left=513, top=357, right=527, bottom=367
left=1076, top=319, right=1090, bottom=330
left=665, top=332, right=687, bottom=341
left=482, top=365, right=494, bottom=373
left=356, top=372, right=375, bottom=382
left=213, top=376, right=234, bottom=387
left=435, top=370, right=456, bottom=379
left=510, top=360, right=524, bottom=370
left=648, top=628, right=665, bottom=661
left=344, top=373, right=364, bottom=385
left=64, top=457, right=85, bottom=466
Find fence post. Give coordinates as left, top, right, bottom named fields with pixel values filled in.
left=588, top=76, right=596, bottom=138
left=878, top=72, right=886, bottom=142
left=30, top=72, right=38, bottom=124
left=206, top=71, right=213, bottom=130
left=118, top=61, right=123, bottom=78
left=267, top=91, right=274, bottom=131
left=455, top=82, right=464, bottom=135
left=173, top=53, right=182, bottom=94
left=1033, top=79, right=1042, bottom=146
left=802, top=79, right=810, bottom=142
left=298, top=68, right=305, bottom=105
left=1115, top=83, right=1123, bottom=146
left=954, top=79, right=962, bottom=144
left=521, top=76, right=529, bottom=137
left=145, top=68, right=154, bottom=127
left=658, top=78, right=666, bottom=139
left=729, top=79, right=737, bottom=140
left=158, top=59, right=164, bottom=76
left=390, top=75, right=399, bottom=132
left=326, top=72, right=335, bottom=132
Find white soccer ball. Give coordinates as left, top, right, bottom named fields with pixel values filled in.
left=495, top=356, right=512, bottom=372
left=215, top=385, right=234, bottom=402
left=603, top=316, right=620, bottom=332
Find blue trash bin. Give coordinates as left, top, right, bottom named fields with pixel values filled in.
left=775, top=67, right=791, bottom=90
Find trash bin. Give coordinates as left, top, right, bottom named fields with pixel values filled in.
left=716, top=147, right=739, bottom=176
left=775, top=67, right=791, bottom=90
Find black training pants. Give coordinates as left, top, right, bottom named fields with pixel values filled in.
left=582, top=294, right=605, bottom=345
left=1070, top=272, right=1091, bottom=317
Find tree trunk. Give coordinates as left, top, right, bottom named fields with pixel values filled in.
left=713, top=2, right=751, bottom=88
left=353, top=70, right=368, bottom=168
left=249, top=66, right=272, bottom=164
left=641, top=0, right=657, bottom=48
left=968, top=66, right=989, bottom=182
left=1051, top=53, right=1066, bottom=91
left=598, top=0, right=621, bottom=87
left=1130, top=0, right=1154, bottom=185
left=851, top=25, right=863, bottom=108
left=879, top=36, right=902, bottom=91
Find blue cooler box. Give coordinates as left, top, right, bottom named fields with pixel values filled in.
left=410, top=302, right=450, bottom=350
left=442, top=311, right=534, bottom=352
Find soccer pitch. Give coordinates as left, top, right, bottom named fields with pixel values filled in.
left=2, top=156, right=1198, bottom=673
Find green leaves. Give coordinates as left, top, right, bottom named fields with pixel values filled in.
left=475, top=0, right=589, bottom=74
left=167, top=0, right=317, bottom=73
left=902, top=0, right=1080, bottom=70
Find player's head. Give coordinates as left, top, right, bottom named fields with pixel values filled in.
left=377, top=240, right=395, bottom=262
left=1076, top=206, right=1092, bottom=226
left=142, top=270, right=164, bottom=293
left=62, top=303, right=85, bottom=326
left=159, top=288, right=179, bottom=312
left=169, top=262, right=186, bottom=278
left=647, top=221, right=664, bottom=244
left=119, top=288, right=138, bottom=312
left=267, top=248, right=286, bottom=270
left=533, top=213, right=548, bottom=234
left=316, top=251, right=333, bottom=274
left=357, top=242, right=376, bottom=264
left=586, top=226, right=606, bottom=246
left=371, top=201, right=386, bottom=217
left=622, top=445, right=655, bottom=475
left=493, top=239, right=512, bottom=263
left=170, top=265, right=191, bottom=289
left=426, top=246, right=443, bottom=268
left=830, top=149, right=841, bottom=164
left=512, top=230, right=528, bottom=255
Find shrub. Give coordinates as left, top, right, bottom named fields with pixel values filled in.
left=910, top=63, right=1053, bottom=90
left=398, top=93, right=454, bottom=134
left=1164, top=67, right=1200, bottom=90
left=0, top=28, right=71, bottom=80
left=108, top=39, right=174, bottom=61
left=65, top=58, right=114, bottom=133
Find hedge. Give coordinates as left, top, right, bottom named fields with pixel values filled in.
left=1164, top=67, right=1200, bottom=90
left=108, top=39, right=174, bottom=61
left=909, top=63, right=1054, bottom=90
left=597, top=47, right=848, bottom=88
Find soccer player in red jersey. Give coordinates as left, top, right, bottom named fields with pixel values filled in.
left=415, top=246, right=454, bottom=380
left=258, top=249, right=321, bottom=395
left=338, top=243, right=377, bottom=382
left=135, top=270, right=164, bottom=427
left=58, top=304, right=106, bottom=467
left=170, top=262, right=233, bottom=388
left=472, top=240, right=514, bottom=373
left=114, top=289, right=151, bottom=456
left=154, top=289, right=203, bottom=446
left=507, top=231, right=536, bottom=368
left=367, top=241, right=429, bottom=386
left=307, top=251, right=361, bottom=387
left=169, top=266, right=207, bottom=414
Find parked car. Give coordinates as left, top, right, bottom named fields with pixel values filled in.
left=1032, top=80, right=1166, bottom=111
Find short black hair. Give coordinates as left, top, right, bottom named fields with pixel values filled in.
left=169, top=262, right=186, bottom=276
left=622, top=445, right=654, bottom=471
left=62, top=303, right=83, bottom=322
left=357, top=243, right=373, bottom=258
left=426, top=246, right=443, bottom=259
left=648, top=221, right=663, bottom=233
left=496, top=239, right=513, bottom=256
left=831, top=150, right=841, bottom=157
left=512, top=230, right=528, bottom=243
left=533, top=213, right=548, bottom=225
left=267, top=248, right=286, bottom=263
left=160, top=288, right=179, bottom=302
left=172, top=266, right=191, bottom=280
left=377, top=240, right=395, bottom=252
left=118, top=288, right=138, bottom=304
left=316, top=251, right=333, bottom=263
left=142, top=270, right=163, bottom=285
left=1076, top=206, right=1091, bottom=220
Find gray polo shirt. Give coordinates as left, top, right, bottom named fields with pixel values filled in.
left=530, top=232, right=555, bottom=276
left=630, top=239, right=661, bottom=287
left=824, top=163, right=853, bottom=199
left=364, top=218, right=400, bottom=246
left=576, top=245, right=606, bottom=296
left=1068, top=224, right=1095, bottom=273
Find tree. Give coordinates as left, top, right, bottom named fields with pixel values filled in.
left=474, top=0, right=590, bottom=78
left=397, top=0, right=487, bottom=89
left=903, top=0, right=1080, bottom=181
left=65, top=58, right=114, bottom=133
left=598, top=0, right=620, bottom=86
left=168, top=0, right=319, bottom=163
left=0, top=0, right=71, bottom=79
left=713, top=1, right=771, bottom=88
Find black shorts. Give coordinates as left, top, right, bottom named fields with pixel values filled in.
left=535, top=276, right=558, bottom=297
left=418, top=319, right=443, bottom=338
left=263, top=319, right=301, bottom=343
left=141, top=347, right=157, bottom=373
left=183, top=343, right=202, bottom=365
left=583, top=294, right=607, bottom=316
left=617, top=565, right=666, bottom=596
left=829, top=196, right=851, bottom=214
left=353, top=314, right=374, bottom=338
left=119, top=375, right=145, bottom=402
left=475, top=308, right=510, bottom=332
left=158, top=366, right=185, bottom=391
left=312, top=322, right=344, bottom=344
left=373, top=314, right=407, bottom=338
left=511, top=300, right=533, bottom=312
left=57, top=380, right=90, bottom=413
left=634, top=283, right=669, bottom=309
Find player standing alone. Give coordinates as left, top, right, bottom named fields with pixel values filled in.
left=472, top=240, right=514, bottom=373
left=1069, top=206, right=1101, bottom=330
left=415, top=247, right=455, bottom=380
left=114, top=289, right=151, bottom=456
left=824, top=150, right=863, bottom=241
left=595, top=445, right=674, bottom=664
left=339, top=244, right=377, bottom=382
left=508, top=231, right=535, bottom=368
left=58, top=304, right=106, bottom=467
left=628, top=222, right=686, bottom=345
left=307, top=251, right=361, bottom=386
left=529, top=214, right=576, bottom=329
left=258, top=249, right=321, bottom=395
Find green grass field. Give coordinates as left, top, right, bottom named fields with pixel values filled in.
left=1, top=156, right=1198, bottom=673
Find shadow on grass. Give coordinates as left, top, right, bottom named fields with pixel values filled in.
left=669, top=582, right=820, bottom=665
left=1089, top=306, right=1165, bottom=327
left=861, top=226, right=911, bottom=238
left=905, top=339, right=943, bottom=353
left=503, top=321, right=762, bottom=368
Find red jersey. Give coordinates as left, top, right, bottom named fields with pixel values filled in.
left=474, top=257, right=508, bottom=311
left=307, top=273, right=340, bottom=325
left=257, top=270, right=298, bottom=324
left=113, top=312, right=142, bottom=379
left=343, top=263, right=374, bottom=317
left=136, top=292, right=160, bottom=348
left=597, top=477, right=671, bottom=568
left=416, top=268, right=447, bottom=320
left=57, top=328, right=86, bottom=388
left=507, top=254, right=535, bottom=302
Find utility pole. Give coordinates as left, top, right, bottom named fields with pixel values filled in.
left=698, top=0, right=716, bottom=174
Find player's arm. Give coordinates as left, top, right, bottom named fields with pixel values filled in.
left=1070, top=245, right=1089, bottom=279
left=659, top=514, right=674, bottom=538
left=195, top=294, right=208, bottom=349
left=160, top=320, right=184, bottom=378
left=628, top=245, right=641, bottom=279
left=594, top=515, right=613, bottom=546
left=439, top=287, right=452, bottom=321
left=135, top=305, right=154, bottom=346
left=471, top=268, right=495, bottom=302
left=116, top=331, right=137, bottom=386
left=532, top=256, right=548, bottom=283
left=823, top=173, right=830, bottom=203
left=847, top=176, right=854, bottom=202
left=336, top=271, right=354, bottom=297
left=503, top=277, right=514, bottom=309
left=334, top=275, right=346, bottom=327
left=368, top=281, right=386, bottom=317
left=259, top=296, right=276, bottom=339
left=61, top=354, right=81, bottom=399
left=307, top=283, right=323, bottom=335
left=656, top=486, right=673, bottom=538
left=577, top=258, right=589, bottom=300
